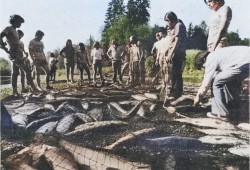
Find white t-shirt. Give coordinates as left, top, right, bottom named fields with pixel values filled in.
left=198, top=46, right=250, bottom=95
left=207, top=6, right=232, bottom=45
left=91, top=48, right=104, bottom=60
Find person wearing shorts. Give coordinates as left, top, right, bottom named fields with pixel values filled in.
left=0, top=15, right=41, bottom=96
left=29, top=30, right=53, bottom=90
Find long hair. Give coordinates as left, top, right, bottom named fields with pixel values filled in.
left=66, top=39, right=72, bottom=46
left=164, top=11, right=177, bottom=23
left=9, top=15, right=24, bottom=24
left=204, top=0, right=225, bottom=6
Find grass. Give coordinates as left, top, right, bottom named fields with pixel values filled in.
left=1, top=50, right=204, bottom=99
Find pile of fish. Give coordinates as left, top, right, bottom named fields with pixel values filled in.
left=1, top=85, right=250, bottom=169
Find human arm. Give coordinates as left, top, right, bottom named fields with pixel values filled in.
left=106, top=47, right=112, bottom=59
left=85, top=53, right=90, bottom=67
left=151, top=43, right=156, bottom=55
left=59, top=48, right=65, bottom=58
left=165, top=23, right=183, bottom=62
left=193, top=55, right=218, bottom=106
left=0, top=32, right=9, bottom=54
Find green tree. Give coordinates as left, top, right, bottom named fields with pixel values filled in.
left=126, top=0, right=150, bottom=25
left=187, top=23, right=194, bottom=37
left=105, top=16, right=133, bottom=45
left=226, top=31, right=242, bottom=46
left=186, top=21, right=208, bottom=50
left=85, top=35, right=95, bottom=47
left=102, top=0, right=125, bottom=48
left=104, top=0, right=125, bottom=26
left=0, top=58, right=11, bottom=76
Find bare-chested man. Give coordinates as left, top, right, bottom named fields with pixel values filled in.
left=0, top=15, right=41, bottom=96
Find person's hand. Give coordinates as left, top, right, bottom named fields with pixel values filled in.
left=155, top=61, right=159, bottom=66
left=193, top=93, right=202, bottom=107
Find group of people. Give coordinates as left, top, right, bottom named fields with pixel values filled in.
left=193, top=0, right=249, bottom=122
left=0, top=0, right=249, bottom=122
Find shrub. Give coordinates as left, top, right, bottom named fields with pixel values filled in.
left=145, top=55, right=155, bottom=77
left=183, top=50, right=204, bottom=78
left=0, top=58, right=11, bottom=76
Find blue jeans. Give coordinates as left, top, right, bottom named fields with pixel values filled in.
left=212, top=64, right=250, bottom=117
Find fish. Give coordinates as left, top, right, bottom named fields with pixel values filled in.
left=198, top=135, right=248, bottom=145
left=87, top=108, right=103, bottom=121
left=35, top=121, right=58, bottom=134
left=174, top=118, right=235, bottom=130
left=60, top=140, right=151, bottom=170
left=47, top=97, right=84, bottom=111
left=228, top=145, right=250, bottom=158
left=144, top=93, right=159, bottom=100
left=108, top=102, right=128, bottom=115
left=75, top=113, right=94, bottom=123
left=55, top=102, right=84, bottom=116
left=65, top=121, right=128, bottom=136
left=131, top=94, right=148, bottom=101
left=174, top=105, right=210, bottom=113
left=27, top=107, right=55, bottom=123
left=107, top=101, right=144, bottom=120
left=56, top=115, right=81, bottom=134
left=26, top=116, right=62, bottom=131
left=104, top=128, right=156, bottom=150
left=237, top=123, right=250, bottom=131
left=170, top=95, right=194, bottom=106
left=146, top=136, right=203, bottom=149
left=11, top=114, right=28, bottom=128
left=44, top=146, right=78, bottom=170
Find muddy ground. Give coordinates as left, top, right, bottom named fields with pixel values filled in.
left=1, top=79, right=249, bottom=170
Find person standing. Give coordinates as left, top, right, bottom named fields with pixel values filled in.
left=60, top=39, right=75, bottom=84
left=121, top=42, right=131, bottom=83
left=163, top=11, right=187, bottom=105
left=205, top=0, right=232, bottom=52
left=17, top=30, right=31, bottom=93
left=155, top=27, right=168, bottom=86
left=48, top=53, right=58, bottom=81
left=194, top=46, right=250, bottom=121
left=91, top=41, right=104, bottom=85
left=107, top=40, right=124, bottom=84
left=128, top=36, right=141, bottom=87
left=76, top=43, right=91, bottom=83
left=137, top=41, right=146, bottom=86
left=29, top=30, right=53, bottom=90
left=0, top=15, right=41, bottom=96
left=151, top=32, right=162, bottom=83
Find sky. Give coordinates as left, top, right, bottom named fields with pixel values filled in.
left=0, top=0, right=250, bottom=60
